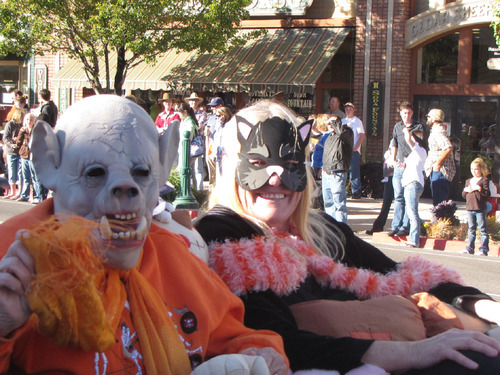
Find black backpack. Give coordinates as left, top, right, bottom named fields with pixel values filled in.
left=322, top=123, right=354, bottom=173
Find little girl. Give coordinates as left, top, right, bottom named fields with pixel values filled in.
left=462, top=157, right=490, bottom=255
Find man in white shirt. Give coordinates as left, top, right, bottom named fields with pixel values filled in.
left=342, top=102, right=365, bottom=199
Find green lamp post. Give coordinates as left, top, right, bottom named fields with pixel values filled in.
left=173, top=130, right=199, bottom=210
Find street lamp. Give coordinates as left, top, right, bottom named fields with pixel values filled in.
left=173, top=130, right=199, bottom=210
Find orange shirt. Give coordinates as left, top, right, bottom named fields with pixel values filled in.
left=0, top=199, right=286, bottom=374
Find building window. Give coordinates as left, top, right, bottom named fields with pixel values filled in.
left=471, top=27, right=500, bottom=84
left=321, top=32, right=354, bottom=84
left=0, top=63, right=20, bottom=104
left=418, top=32, right=458, bottom=84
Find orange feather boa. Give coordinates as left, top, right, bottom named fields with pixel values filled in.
left=22, top=216, right=191, bottom=375
left=208, top=234, right=464, bottom=299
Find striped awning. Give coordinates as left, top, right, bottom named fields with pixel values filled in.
left=52, top=27, right=350, bottom=94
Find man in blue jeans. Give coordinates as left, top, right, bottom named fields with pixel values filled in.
left=312, top=116, right=353, bottom=223
left=388, top=101, right=425, bottom=237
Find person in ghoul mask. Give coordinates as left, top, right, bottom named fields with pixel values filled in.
left=0, top=95, right=288, bottom=374
left=195, top=99, right=500, bottom=375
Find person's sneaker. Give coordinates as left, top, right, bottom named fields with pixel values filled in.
left=396, top=230, right=409, bottom=237
left=351, top=193, right=362, bottom=199
left=405, top=243, right=417, bottom=248
left=462, top=249, right=473, bottom=255
left=31, top=198, right=40, bottom=204
left=476, top=251, right=488, bottom=256
left=387, top=229, right=398, bottom=236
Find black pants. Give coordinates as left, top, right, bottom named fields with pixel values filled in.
left=370, top=176, right=394, bottom=232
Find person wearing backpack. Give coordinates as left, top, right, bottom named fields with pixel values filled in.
left=311, top=115, right=353, bottom=223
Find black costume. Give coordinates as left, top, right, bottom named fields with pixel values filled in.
left=195, top=205, right=496, bottom=374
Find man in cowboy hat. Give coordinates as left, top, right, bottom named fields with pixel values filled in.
left=187, top=93, right=207, bottom=190
left=154, top=92, right=180, bottom=135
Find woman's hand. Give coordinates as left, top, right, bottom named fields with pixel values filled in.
left=0, top=231, right=35, bottom=338
left=408, top=329, right=500, bottom=370
left=240, top=347, right=288, bottom=375
left=362, top=329, right=500, bottom=372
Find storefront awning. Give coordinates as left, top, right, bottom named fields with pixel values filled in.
left=51, top=49, right=198, bottom=91
left=52, top=27, right=349, bottom=94
left=165, top=27, right=349, bottom=94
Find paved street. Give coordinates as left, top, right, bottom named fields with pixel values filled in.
left=1, top=195, right=499, bottom=301
left=348, top=197, right=500, bottom=301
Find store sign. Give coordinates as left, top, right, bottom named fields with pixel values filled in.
left=487, top=58, right=500, bottom=70
left=247, top=0, right=313, bottom=16
left=367, top=81, right=383, bottom=137
left=34, top=64, right=48, bottom=96
left=287, top=92, right=313, bottom=111
left=487, top=47, right=500, bottom=70
left=405, top=0, right=494, bottom=48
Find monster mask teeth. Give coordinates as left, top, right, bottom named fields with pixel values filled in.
left=100, top=214, right=146, bottom=241
left=100, top=216, right=112, bottom=240
left=136, top=216, right=147, bottom=241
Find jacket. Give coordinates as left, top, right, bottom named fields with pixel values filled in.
left=0, top=200, right=286, bottom=374
left=462, top=177, right=490, bottom=211
left=195, top=205, right=491, bottom=373
left=38, top=100, right=58, bottom=127
left=312, top=122, right=353, bottom=173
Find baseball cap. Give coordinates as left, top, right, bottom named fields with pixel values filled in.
left=207, top=97, right=224, bottom=107
left=344, top=102, right=355, bottom=109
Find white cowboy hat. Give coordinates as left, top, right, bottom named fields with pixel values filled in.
left=186, top=92, right=202, bottom=101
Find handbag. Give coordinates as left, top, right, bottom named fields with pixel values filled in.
left=190, top=133, right=205, bottom=158
left=19, top=143, right=30, bottom=159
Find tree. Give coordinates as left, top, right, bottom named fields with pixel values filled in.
left=493, top=0, right=500, bottom=47
left=0, top=0, right=254, bottom=95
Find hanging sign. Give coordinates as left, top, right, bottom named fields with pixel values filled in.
left=367, top=81, right=383, bottom=137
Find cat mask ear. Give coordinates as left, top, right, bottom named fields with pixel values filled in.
left=236, top=116, right=312, bottom=192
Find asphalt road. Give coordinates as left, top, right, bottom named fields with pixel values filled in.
left=365, top=239, right=500, bottom=301
left=1, top=197, right=499, bottom=301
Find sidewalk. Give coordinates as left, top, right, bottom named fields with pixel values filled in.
left=347, top=197, right=500, bottom=255
left=346, top=196, right=468, bottom=235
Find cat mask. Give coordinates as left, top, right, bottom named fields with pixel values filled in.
left=236, top=116, right=312, bottom=192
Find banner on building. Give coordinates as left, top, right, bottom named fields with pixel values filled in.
left=367, top=81, right=383, bottom=137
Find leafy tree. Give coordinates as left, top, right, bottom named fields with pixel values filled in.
left=493, top=0, right=500, bottom=47
left=0, top=0, right=254, bottom=94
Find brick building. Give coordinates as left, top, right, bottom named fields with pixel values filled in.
left=2, top=0, right=499, bottom=189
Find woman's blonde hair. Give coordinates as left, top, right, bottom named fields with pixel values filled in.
left=215, top=106, right=232, bottom=122
left=11, top=108, right=25, bottom=124
left=208, top=99, right=344, bottom=259
left=315, top=113, right=330, bottom=133
left=23, top=113, right=37, bottom=127
left=471, top=157, right=490, bottom=178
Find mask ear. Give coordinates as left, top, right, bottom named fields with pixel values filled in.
left=31, top=120, right=61, bottom=190
left=236, top=115, right=254, bottom=143
left=158, top=119, right=180, bottom=186
left=297, top=119, right=313, bottom=146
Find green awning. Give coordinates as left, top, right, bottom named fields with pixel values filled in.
left=52, top=27, right=350, bottom=94
left=164, top=27, right=350, bottom=94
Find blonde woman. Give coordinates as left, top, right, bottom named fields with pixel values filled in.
left=195, top=99, right=500, bottom=374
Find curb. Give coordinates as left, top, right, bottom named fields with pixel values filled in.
left=372, top=232, right=500, bottom=256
